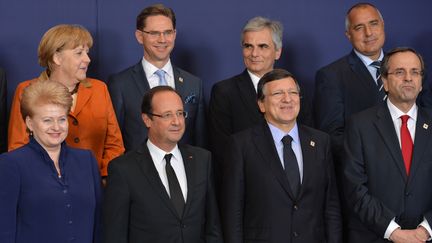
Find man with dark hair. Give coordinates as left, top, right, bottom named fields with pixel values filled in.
left=343, top=47, right=432, bottom=243
left=108, top=4, right=206, bottom=152
left=0, top=68, right=6, bottom=153
left=103, top=86, right=222, bottom=243
left=220, top=69, right=342, bottom=243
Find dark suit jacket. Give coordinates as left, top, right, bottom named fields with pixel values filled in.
left=343, top=103, right=432, bottom=243
left=0, top=68, right=7, bottom=153
left=103, top=142, right=223, bottom=243
left=108, top=61, right=207, bottom=152
left=220, top=122, right=342, bottom=243
left=209, top=70, right=313, bottom=177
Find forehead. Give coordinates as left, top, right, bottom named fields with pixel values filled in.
left=151, top=91, right=183, bottom=111
left=243, top=28, right=274, bottom=44
left=388, top=52, right=421, bottom=69
left=32, top=103, right=68, bottom=116
left=144, top=15, right=173, bottom=30
left=348, top=6, right=381, bottom=26
left=264, top=77, right=297, bottom=91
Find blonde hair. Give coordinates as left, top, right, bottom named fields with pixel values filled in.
left=38, top=24, right=93, bottom=86
left=20, top=80, right=73, bottom=121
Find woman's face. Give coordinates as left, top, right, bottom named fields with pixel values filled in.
left=54, top=45, right=91, bottom=82
left=26, top=104, right=68, bottom=151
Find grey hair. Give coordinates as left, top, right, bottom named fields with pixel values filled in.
left=241, top=16, right=283, bottom=50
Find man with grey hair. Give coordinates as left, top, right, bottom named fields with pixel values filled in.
left=209, top=16, right=312, bottom=181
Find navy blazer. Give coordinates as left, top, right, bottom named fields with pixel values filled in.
left=103, top=142, right=223, bottom=243
left=220, top=122, right=342, bottom=243
left=343, top=103, right=432, bottom=242
left=0, top=138, right=102, bottom=243
left=108, top=61, right=207, bottom=152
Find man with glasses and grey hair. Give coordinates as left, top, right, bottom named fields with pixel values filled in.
left=108, top=4, right=207, bottom=153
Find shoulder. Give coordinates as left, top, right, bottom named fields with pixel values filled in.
left=299, top=125, right=330, bottom=142
left=108, top=62, right=141, bottom=83
left=212, top=72, right=245, bottom=93
left=179, top=143, right=210, bottom=157
left=86, top=78, right=107, bottom=88
left=14, top=79, right=37, bottom=94
left=174, top=66, right=201, bottom=82
left=316, top=53, right=352, bottom=75
left=0, top=144, right=36, bottom=166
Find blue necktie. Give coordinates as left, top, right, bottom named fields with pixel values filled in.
left=155, top=69, right=168, bottom=86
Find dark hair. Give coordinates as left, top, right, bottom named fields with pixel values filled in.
left=141, top=86, right=181, bottom=118
left=136, top=4, right=176, bottom=30
left=257, top=69, right=300, bottom=101
left=381, top=47, right=425, bottom=78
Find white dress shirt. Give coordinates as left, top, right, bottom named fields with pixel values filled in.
left=142, top=58, right=175, bottom=89
left=247, top=70, right=261, bottom=93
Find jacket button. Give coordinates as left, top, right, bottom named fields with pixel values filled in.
left=72, top=120, right=78, bottom=125
left=293, top=231, right=299, bottom=237
left=74, top=137, right=80, bottom=143
left=293, top=204, right=298, bottom=210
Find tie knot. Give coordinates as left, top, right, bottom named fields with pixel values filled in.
left=400, top=115, right=410, bottom=124
left=370, top=61, right=381, bottom=69
left=164, top=153, right=173, bottom=165
left=155, top=69, right=165, bottom=78
left=281, top=135, right=293, bottom=146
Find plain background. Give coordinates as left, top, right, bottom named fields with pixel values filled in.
left=1, top=0, right=431, bottom=112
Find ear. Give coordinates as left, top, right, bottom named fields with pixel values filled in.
left=257, top=99, right=266, bottom=113
left=275, top=47, right=282, bottom=61
left=345, top=30, right=352, bottom=42
left=382, top=77, right=389, bottom=92
left=135, top=30, right=144, bottom=45
left=25, top=116, right=33, bottom=133
left=142, top=113, right=152, bottom=128
left=53, top=51, right=62, bottom=66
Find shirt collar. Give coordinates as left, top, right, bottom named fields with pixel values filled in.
left=247, top=69, right=261, bottom=92
left=386, top=98, right=418, bottom=123
left=354, top=48, right=384, bottom=66
left=146, top=139, right=181, bottom=165
left=268, top=122, right=300, bottom=146
left=142, top=58, right=173, bottom=80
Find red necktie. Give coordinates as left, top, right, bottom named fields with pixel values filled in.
left=400, top=115, right=413, bottom=175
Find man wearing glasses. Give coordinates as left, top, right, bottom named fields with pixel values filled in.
left=108, top=4, right=207, bottom=152
left=343, top=47, right=432, bottom=243
left=103, top=86, right=222, bottom=243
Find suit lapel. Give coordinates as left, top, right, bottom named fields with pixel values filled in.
left=253, top=123, right=296, bottom=199
left=348, top=51, right=383, bottom=100
left=178, top=145, right=196, bottom=219
left=135, top=144, right=180, bottom=218
left=297, top=126, right=315, bottom=199
left=131, top=61, right=151, bottom=96
left=236, top=70, right=262, bottom=119
left=72, top=82, right=92, bottom=116
left=407, top=108, right=432, bottom=188
left=374, top=104, right=408, bottom=180
left=173, top=66, right=185, bottom=98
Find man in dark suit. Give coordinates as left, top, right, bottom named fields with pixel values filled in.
left=313, top=3, right=386, bottom=165
left=343, top=47, right=432, bottom=243
left=108, top=4, right=206, bottom=152
left=220, top=69, right=342, bottom=243
left=209, top=17, right=312, bottom=179
left=103, top=86, right=222, bottom=243
left=0, top=68, right=7, bottom=153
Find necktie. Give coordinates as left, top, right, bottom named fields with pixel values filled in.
left=370, top=61, right=386, bottom=100
left=400, top=115, right=413, bottom=175
left=155, top=69, right=168, bottom=86
left=281, top=135, right=301, bottom=197
left=164, top=154, right=185, bottom=216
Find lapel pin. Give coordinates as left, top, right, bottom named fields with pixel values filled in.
left=423, top=123, right=428, bottom=129
left=179, top=77, right=184, bottom=83
left=310, top=141, right=315, bottom=147
left=189, top=155, right=193, bottom=159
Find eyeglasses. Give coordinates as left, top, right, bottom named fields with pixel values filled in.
left=269, top=90, right=301, bottom=99
left=387, top=69, right=423, bottom=78
left=148, top=111, right=188, bottom=120
left=141, top=29, right=175, bottom=38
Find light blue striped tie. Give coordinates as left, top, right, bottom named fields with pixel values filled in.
left=155, top=69, right=168, bottom=86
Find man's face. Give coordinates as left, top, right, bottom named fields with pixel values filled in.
left=258, top=77, right=300, bottom=132
left=383, top=51, right=423, bottom=110
left=142, top=91, right=185, bottom=151
left=136, top=15, right=176, bottom=68
left=242, top=28, right=282, bottom=77
left=345, top=5, right=385, bottom=60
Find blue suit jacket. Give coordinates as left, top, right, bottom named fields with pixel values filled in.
left=108, top=61, right=207, bottom=152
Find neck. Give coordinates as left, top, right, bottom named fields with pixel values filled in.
left=389, top=97, right=415, bottom=113
left=49, top=72, right=79, bottom=91
left=144, top=56, right=169, bottom=69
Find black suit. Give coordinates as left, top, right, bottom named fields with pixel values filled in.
left=108, top=61, right=207, bottom=152
left=0, top=68, right=7, bottom=153
left=343, top=103, right=432, bottom=243
left=220, top=122, right=342, bottom=243
left=103, top=142, right=222, bottom=243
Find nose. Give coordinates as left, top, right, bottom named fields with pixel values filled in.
left=83, top=52, right=91, bottom=63
left=157, top=32, right=167, bottom=42
left=52, top=121, right=60, bottom=130
left=251, top=47, right=260, bottom=57
left=364, top=25, right=372, bottom=36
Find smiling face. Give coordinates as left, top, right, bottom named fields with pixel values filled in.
left=26, top=104, right=69, bottom=151
left=53, top=45, right=90, bottom=83
left=242, top=28, right=282, bottom=77
left=345, top=5, right=385, bottom=60
left=383, top=51, right=423, bottom=112
left=142, top=90, right=185, bottom=151
left=258, top=77, right=300, bottom=132
left=136, top=15, right=176, bottom=68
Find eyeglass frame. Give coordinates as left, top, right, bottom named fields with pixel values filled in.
left=386, top=69, right=424, bottom=79
left=147, top=110, right=188, bottom=120
left=140, top=29, right=176, bottom=38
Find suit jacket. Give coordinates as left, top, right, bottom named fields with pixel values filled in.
left=103, top=142, right=222, bottom=243
left=343, top=103, right=432, bottom=243
left=0, top=68, right=6, bottom=153
left=8, top=78, right=125, bottom=176
left=209, top=70, right=313, bottom=177
left=108, top=61, right=207, bottom=152
left=220, top=122, right=342, bottom=243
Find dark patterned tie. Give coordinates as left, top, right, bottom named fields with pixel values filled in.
left=281, top=135, right=301, bottom=197
left=164, top=154, right=185, bottom=216
left=370, top=61, right=386, bottom=100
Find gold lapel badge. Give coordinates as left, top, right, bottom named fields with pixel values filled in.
left=423, top=123, right=428, bottom=129
left=310, top=141, right=315, bottom=147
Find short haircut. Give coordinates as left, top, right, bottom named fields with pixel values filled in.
left=136, top=4, right=176, bottom=30
left=345, top=3, right=384, bottom=31
left=381, top=47, right=425, bottom=79
left=141, top=86, right=182, bottom=118
left=20, top=80, right=72, bottom=121
left=257, top=69, right=300, bottom=101
left=242, top=16, right=283, bottom=50
left=38, top=24, right=93, bottom=79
